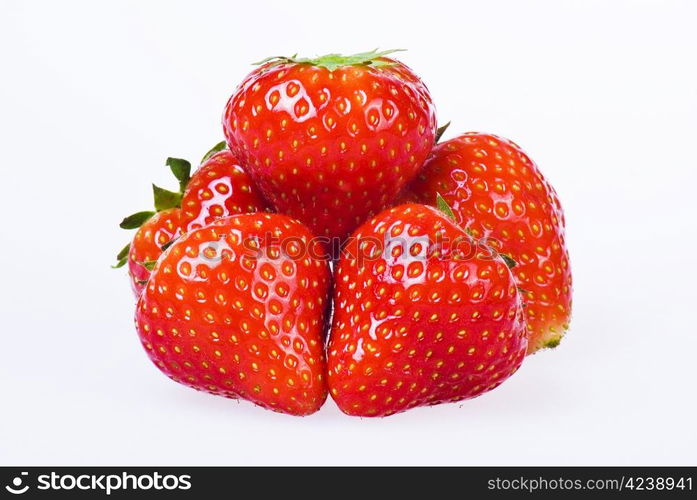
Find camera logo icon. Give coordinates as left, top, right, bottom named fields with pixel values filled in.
left=5, top=472, right=29, bottom=495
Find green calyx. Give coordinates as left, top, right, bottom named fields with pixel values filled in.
left=254, top=49, right=406, bottom=72
left=118, top=157, right=190, bottom=232
left=113, top=141, right=226, bottom=269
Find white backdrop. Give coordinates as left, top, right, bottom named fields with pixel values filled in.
left=1, top=0, right=695, bottom=465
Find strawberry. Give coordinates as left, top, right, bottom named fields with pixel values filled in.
left=116, top=143, right=267, bottom=295
left=181, top=148, right=268, bottom=232
left=114, top=156, right=192, bottom=295
left=327, top=203, right=527, bottom=417
left=402, top=133, right=572, bottom=353
left=222, top=49, right=437, bottom=242
left=135, top=213, right=331, bottom=415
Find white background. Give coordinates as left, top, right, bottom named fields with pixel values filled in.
left=1, top=0, right=695, bottom=466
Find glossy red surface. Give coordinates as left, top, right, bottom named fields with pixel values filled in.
left=328, top=204, right=527, bottom=416
left=135, top=213, right=331, bottom=415
left=181, top=150, right=268, bottom=232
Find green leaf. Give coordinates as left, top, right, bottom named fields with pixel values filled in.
left=166, top=157, right=191, bottom=192
left=435, top=193, right=456, bottom=222
left=500, top=253, right=517, bottom=269
left=435, top=121, right=451, bottom=143
left=116, top=242, right=130, bottom=260
left=200, top=141, right=227, bottom=163
left=254, top=49, right=406, bottom=72
left=112, top=257, right=127, bottom=269
left=152, top=184, right=182, bottom=211
left=112, top=243, right=131, bottom=268
left=141, top=260, right=157, bottom=271
left=119, top=211, right=155, bottom=229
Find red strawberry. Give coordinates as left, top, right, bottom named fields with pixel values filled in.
left=223, top=49, right=437, bottom=242
left=402, top=133, right=572, bottom=353
left=327, top=203, right=527, bottom=417
left=181, top=148, right=268, bottom=232
left=114, top=156, right=192, bottom=296
left=116, top=144, right=267, bottom=295
left=135, top=213, right=331, bottom=415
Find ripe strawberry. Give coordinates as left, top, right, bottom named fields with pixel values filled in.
left=181, top=148, right=268, bottom=232
left=114, top=156, right=192, bottom=295
left=116, top=144, right=267, bottom=295
left=327, top=203, right=527, bottom=417
left=223, top=49, right=437, bottom=242
left=135, top=213, right=331, bottom=415
left=402, top=133, right=572, bottom=353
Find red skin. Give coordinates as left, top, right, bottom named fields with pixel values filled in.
left=135, top=213, right=331, bottom=416
left=402, top=133, right=572, bottom=353
left=181, top=150, right=269, bottom=232
left=328, top=204, right=527, bottom=417
left=128, top=208, right=183, bottom=296
left=223, top=58, right=437, bottom=241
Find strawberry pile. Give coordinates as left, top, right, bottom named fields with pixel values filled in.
left=116, top=49, right=572, bottom=417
